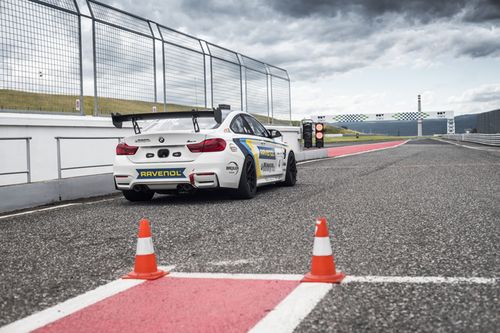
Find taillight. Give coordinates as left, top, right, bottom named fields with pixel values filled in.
left=116, top=142, right=138, bottom=155
left=187, top=138, right=226, bottom=153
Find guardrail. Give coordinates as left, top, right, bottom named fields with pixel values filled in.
left=442, top=134, right=500, bottom=146
left=0, top=137, right=32, bottom=183
left=55, top=136, right=122, bottom=179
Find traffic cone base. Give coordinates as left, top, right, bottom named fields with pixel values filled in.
left=302, top=271, right=345, bottom=283
left=122, top=269, right=168, bottom=280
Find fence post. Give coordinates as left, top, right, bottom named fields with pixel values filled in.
left=25, top=138, right=31, bottom=183
left=86, top=1, right=98, bottom=116
left=74, top=0, right=84, bottom=116
left=56, top=138, right=62, bottom=179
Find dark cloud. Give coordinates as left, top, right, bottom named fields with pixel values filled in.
left=269, top=0, right=500, bottom=23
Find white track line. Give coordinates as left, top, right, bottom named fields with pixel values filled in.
left=343, top=276, right=496, bottom=284
left=0, top=279, right=144, bottom=333
left=435, top=138, right=500, bottom=152
left=167, top=271, right=304, bottom=281
left=297, top=140, right=409, bottom=165
left=0, top=265, right=176, bottom=333
left=1, top=270, right=495, bottom=333
left=0, top=203, right=79, bottom=220
left=0, top=196, right=120, bottom=220
left=249, top=283, right=332, bottom=333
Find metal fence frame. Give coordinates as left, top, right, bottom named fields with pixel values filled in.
left=1, top=0, right=292, bottom=122
left=55, top=136, right=121, bottom=179
left=0, top=137, right=32, bottom=183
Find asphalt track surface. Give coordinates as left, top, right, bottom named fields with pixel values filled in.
left=1, top=138, right=499, bottom=332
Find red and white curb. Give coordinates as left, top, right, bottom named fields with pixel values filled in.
left=0, top=266, right=495, bottom=333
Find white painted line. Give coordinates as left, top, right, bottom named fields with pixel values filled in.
left=297, top=140, right=409, bottom=165
left=83, top=197, right=120, bottom=204
left=0, top=279, right=144, bottom=333
left=167, top=272, right=304, bottom=281
left=1, top=269, right=495, bottom=333
left=0, top=265, right=176, bottom=333
left=249, top=283, right=332, bottom=333
left=342, top=276, right=497, bottom=285
left=435, top=138, right=500, bottom=152
left=0, top=203, right=79, bottom=220
left=207, top=258, right=263, bottom=266
left=0, top=196, right=120, bottom=221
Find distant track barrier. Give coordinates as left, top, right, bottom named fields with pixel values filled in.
left=442, top=134, right=500, bottom=147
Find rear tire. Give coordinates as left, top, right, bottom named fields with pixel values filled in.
left=236, top=156, right=257, bottom=199
left=283, top=152, right=297, bottom=186
left=122, top=189, right=155, bottom=202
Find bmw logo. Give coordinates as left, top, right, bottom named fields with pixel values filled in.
left=158, top=137, right=165, bottom=143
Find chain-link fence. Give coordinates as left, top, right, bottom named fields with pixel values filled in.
left=0, top=0, right=292, bottom=123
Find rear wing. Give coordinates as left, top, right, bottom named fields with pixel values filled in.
left=111, top=109, right=223, bottom=134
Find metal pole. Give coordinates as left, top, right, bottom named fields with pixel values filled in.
left=75, top=0, right=84, bottom=116
left=288, top=78, right=292, bottom=125
left=210, top=56, right=214, bottom=108
left=198, top=40, right=207, bottom=108
left=269, top=75, right=274, bottom=125
left=266, top=67, right=270, bottom=124
left=162, top=41, right=167, bottom=112
left=92, top=19, right=98, bottom=116
left=152, top=38, right=157, bottom=107
left=239, top=64, right=243, bottom=111
left=56, top=138, right=62, bottom=179
left=245, top=68, right=248, bottom=113
left=25, top=138, right=31, bottom=183
left=417, top=94, right=423, bottom=137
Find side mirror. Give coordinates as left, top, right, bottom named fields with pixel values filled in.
left=268, top=129, right=282, bottom=138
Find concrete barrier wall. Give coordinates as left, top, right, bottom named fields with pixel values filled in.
left=0, top=113, right=306, bottom=213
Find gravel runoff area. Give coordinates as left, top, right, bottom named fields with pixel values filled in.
left=0, top=138, right=498, bottom=332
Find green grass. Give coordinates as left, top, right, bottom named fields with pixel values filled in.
left=324, top=135, right=415, bottom=143
left=0, top=89, right=209, bottom=115
left=0, top=90, right=294, bottom=125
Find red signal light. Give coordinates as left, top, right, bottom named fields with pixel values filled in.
left=315, top=132, right=324, bottom=140
left=315, top=123, right=324, bottom=132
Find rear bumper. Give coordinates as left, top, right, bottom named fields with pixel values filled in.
left=113, top=153, right=243, bottom=191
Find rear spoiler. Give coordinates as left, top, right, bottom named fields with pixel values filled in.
left=111, top=109, right=223, bottom=134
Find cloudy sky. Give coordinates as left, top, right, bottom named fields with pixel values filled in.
left=95, top=0, right=500, bottom=118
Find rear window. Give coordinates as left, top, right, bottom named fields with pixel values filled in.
left=142, top=111, right=230, bottom=132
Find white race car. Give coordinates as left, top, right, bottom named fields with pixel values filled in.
left=111, top=109, right=297, bottom=201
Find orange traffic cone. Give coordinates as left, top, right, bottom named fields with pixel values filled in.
left=302, top=217, right=345, bottom=283
left=123, top=218, right=168, bottom=280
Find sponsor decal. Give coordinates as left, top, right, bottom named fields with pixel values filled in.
left=229, top=143, right=238, bottom=152
left=261, top=162, right=275, bottom=172
left=158, top=137, right=165, bottom=143
left=226, top=162, right=239, bottom=174
left=136, top=168, right=185, bottom=179
left=258, top=146, right=276, bottom=160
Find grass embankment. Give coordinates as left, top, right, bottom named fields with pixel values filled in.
left=0, top=89, right=294, bottom=124
left=0, top=89, right=207, bottom=115
left=324, top=135, right=415, bottom=143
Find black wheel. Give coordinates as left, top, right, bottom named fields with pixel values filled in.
left=122, top=189, right=155, bottom=202
left=236, top=156, right=257, bottom=199
left=283, top=152, right=297, bottom=186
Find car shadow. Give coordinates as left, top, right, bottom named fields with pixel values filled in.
left=117, top=184, right=286, bottom=206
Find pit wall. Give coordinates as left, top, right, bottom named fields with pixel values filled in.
left=0, top=113, right=303, bottom=213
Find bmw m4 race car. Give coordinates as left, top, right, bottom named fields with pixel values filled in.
left=111, top=109, right=297, bottom=201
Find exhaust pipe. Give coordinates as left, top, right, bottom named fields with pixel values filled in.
left=133, top=185, right=149, bottom=192
left=177, top=184, right=195, bottom=194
